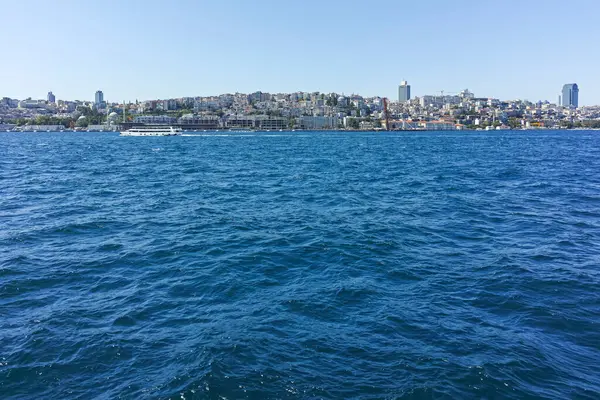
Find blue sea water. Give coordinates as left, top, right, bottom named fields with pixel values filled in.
left=1, top=130, right=600, bottom=399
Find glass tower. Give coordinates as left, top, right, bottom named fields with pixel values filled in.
left=398, top=81, right=411, bottom=103
left=95, top=90, right=104, bottom=105
left=561, top=84, right=579, bottom=107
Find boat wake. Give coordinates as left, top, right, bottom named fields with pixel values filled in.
left=180, top=134, right=302, bottom=137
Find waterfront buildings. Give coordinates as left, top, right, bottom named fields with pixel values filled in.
left=419, top=120, right=456, bottom=130
left=225, top=115, right=287, bottom=130
left=178, top=114, right=220, bottom=129
left=298, top=116, right=339, bottom=130
left=2, top=85, right=599, bottom=131
left=133, top=115, right=177, bottom=124
left=398, top=81, right=411, bottom=103
left=561, top=84, right=579, bottom=107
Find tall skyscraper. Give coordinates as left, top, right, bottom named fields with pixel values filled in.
left=398, top=81, right=411, bottom=103
left=95, top=90, right=104, bottom=105
left=561, top=83, right=579, bottom=107
left=47, top=91, right=55, bottom=103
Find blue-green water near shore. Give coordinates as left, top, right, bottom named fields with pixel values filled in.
left=1, top=130, right=599, bottom=399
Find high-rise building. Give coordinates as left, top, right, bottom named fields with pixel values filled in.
left=95, top=90, right=104, bottom=105
left=398, top=81, right=411, bottom=103
left=561, top=83, right=579, bottom=107
left=47, top=91, right=55, bottom=103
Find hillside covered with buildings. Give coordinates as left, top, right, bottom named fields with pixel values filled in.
left=2, top=85, right=599, bottom=131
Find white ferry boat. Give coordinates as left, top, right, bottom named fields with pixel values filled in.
left=120, top=126, right=182, bottom=136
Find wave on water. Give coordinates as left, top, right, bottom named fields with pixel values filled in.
left=1, top=130, right=600, bottom=399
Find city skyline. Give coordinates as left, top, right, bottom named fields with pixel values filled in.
left=2, top=0, right=599, bottom=104
left=2, top=82, right=591, bottom=108
left=7, top=82, right=582, bottom=107
left=4, top=83, right=597, bottom=133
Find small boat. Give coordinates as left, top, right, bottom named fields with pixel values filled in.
left=120, top=126, right=182, bottom=136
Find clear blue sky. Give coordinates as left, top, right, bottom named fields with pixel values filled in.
left=2, top=0, right=599, bottom=104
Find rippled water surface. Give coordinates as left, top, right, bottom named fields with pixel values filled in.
left=1, top=131, right=600, bottom=399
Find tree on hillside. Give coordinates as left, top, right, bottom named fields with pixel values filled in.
left=348, top=119, right=360, bottom=129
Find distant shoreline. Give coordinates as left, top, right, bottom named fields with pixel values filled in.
left=4, top=128, right=600, bottom=133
